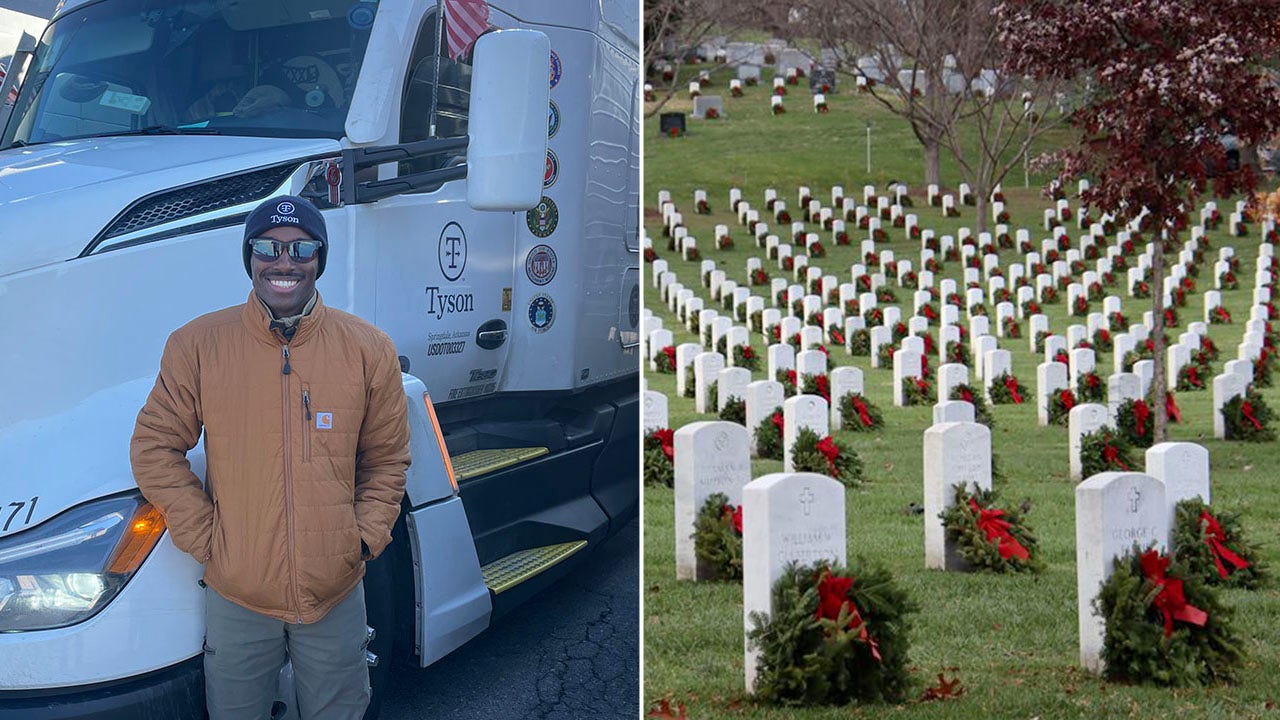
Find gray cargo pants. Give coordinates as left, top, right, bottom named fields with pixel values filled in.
left=203, top=583, right=371, bottom=720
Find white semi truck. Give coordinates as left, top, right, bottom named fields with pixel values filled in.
left=0, top=1, right=640, bottom=718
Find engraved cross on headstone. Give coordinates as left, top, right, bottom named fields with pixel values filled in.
left=799, top=486, right=815, bottom=516
left=1127, top=486, right=1142, bottom=514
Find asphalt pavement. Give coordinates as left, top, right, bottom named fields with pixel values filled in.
left=380, top=518, right=639, bottom=720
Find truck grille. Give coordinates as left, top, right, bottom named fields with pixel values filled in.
left=101, top=164, right=297, bottom=240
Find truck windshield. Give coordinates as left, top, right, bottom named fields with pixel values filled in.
left=1, top=0, right=379, bottom=149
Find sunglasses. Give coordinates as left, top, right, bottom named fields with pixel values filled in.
left=248, top=238, right=324, bottom=263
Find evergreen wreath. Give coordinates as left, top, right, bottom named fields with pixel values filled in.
left=801, top=373, right=832, bottom=403
left=692, top=493, right=743, bottom=581
left=1003, top=316, right=1022, bottom=338
left=1221, top=389, right=1275, bottom=442
left=778, top=368, right=798, bottom=398
left=950, top=384, right=994, bottom=428
left=683, top=365, right=695, bottom=398
left=1049, top=388, right=1077, bottom=426
left=1114, top=398, right=1155, bottom=448
left=1080, top=427, right=1137, bottom=478
left=1177, top=363, right=1207, bottom=391
left=1097, top=547, right=1243, bottom=687
left=987, top=372, right=1026, bottom=405
left=1254, top=347, right=1273, bottom=388
left=754, top=408, right=785, bottom=459
left=849, top=329, right=871, bottom=355
left=655, top=345, right=677, bottom=373
left=734, top=344, right=760, bottom=371
left=1077, top=371, right=1105, bottom=402
left=945, top=340, right=971, bottom=366
left=1093, top=328, right=1114, bottom=352
left=1170, top=499, right=1266, bottom=590
left=747, top=560, right=916, bottom=705
left=1035, top=330, right=1053, bottom=354
left=938, top=486, right=1044, bottom=574
left=644, top=429, right=674, bottom=487
left=901, top=376, right=932, bottom=406
left=876, top=343, right=897, bottom=368
left=707, top=382, right=719, bottom=412
left=792, top=427, right=864, bottom=487
left=719, top=396, right=746, bottom=425
left=838, top=392, right=884, bottom=431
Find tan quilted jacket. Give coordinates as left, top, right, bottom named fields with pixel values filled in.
left=131, top=292, right=410, bottom=623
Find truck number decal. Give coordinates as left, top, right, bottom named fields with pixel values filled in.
left=3, top=496, right=37, bottom=532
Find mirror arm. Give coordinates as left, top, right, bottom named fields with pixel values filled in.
left=341, top=136, right=470, bottom=204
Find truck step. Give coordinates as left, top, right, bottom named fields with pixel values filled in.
left=451, top=447, right=549, bottom=481
left=480, top=540, right=588, bottom=594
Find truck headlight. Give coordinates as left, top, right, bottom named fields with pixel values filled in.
left=0, top=492, right=165, bottom=632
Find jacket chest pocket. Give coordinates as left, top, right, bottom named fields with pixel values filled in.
left=301, top=382, right=361, bottom=462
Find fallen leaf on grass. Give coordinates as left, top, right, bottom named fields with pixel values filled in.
left=1266, top=700, right=1275, bottom=710
left=919, top=673, right=964, bottom=702
left=649, top=615, right=660, bottom=625
left=647, top=699, right=688, bottom=719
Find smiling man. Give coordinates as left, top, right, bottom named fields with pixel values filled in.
left=130, top=195, right=410, bottom=720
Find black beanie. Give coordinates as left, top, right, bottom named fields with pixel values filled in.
left=242, top=195, right=328, bottom=278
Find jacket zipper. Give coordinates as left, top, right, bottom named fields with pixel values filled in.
left=302, top=387, right=312, bottom=463
left=281, top=344, right=303, bottom=623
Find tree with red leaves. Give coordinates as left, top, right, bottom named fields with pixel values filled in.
left=998, top=0, right=1280, bottom=441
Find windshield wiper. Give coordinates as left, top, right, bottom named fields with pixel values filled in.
left=89, top=125, right=223, bottom=139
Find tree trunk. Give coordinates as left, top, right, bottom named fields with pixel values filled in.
left=923, top=140, right=942, bottom=188
left=974, top=186, right=989, bottom=235
left=1151, top=228, right=1168, bottom=443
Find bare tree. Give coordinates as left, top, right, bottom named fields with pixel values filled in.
left=798, top=0, right=1068, bottom=229
left=644, top=0, right=759, bottom=118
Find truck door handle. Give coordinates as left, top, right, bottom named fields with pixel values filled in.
left=475, top=319, right=508, bottom=349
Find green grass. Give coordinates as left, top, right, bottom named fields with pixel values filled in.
left=642, top=76, right=1280, bottom=718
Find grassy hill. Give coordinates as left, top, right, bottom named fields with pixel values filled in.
left=643, top=66, right=1280, bottom=719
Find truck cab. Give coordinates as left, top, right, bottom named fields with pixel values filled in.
left=0, top=1, right=639, bottom=718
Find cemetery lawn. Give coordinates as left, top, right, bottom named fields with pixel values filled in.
left=643, top=77, right=1280, bottom=719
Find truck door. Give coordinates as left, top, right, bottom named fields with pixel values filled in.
left=369, top=8, right=515, bottom=403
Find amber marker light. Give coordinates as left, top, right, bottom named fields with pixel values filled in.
left=423, top=392, right=458, bottom=492
left=107, top=502, right=167, bottom=574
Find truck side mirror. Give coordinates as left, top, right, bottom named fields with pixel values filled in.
left=466, top=30, right=549, bottom=212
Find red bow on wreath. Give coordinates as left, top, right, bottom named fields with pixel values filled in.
left=662, top=345, right=676, bottom=368
left=815, top=570, right=882, bottom=661
left=831, top=329, right=846, bottom=346
left=722, top=504, right=743, bottom=536
left=1059, top=389, right=1076, bottom=411
left=816, top=436, right=840, bottom=477
left=968, top=498, right=1030, bottom=561
left=1241, top=401, right=1264, bottom=430
left=786, top=369, right=798, bottom=386
left=1166, top=393, right=1182, bottom=423
left=815, top=375, right=831, bottom=401
left=1004, top=376, right=1023, bottom=404
left=1102, top=443, right=1128, bottom=470
left=653, top=428, right=674, bottom=460
left=1139, top=550, right=1208, bottom=638
left=852, top=397, right=873, bottom=427
left=959, top=387, right=974, bottom=403
left=771, top=412, right=785, bottom=435
left=1199, top=510, right=1249, bottom=580
left=1133, top=400, right=1150, bottom=436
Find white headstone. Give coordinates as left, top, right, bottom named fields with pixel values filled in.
left=695, top=352, right=727, bottom=414
left=643, top=390, right=668, bottom=432
left=1068, top=404, right=1110, bottom=481
left=829, top=367, right=865, bottom=431
left=893, top=350, right=925, bottom=406
left=718, top=368, right=753, bottom=412
left=676, top=343, right=702, bottom=397
left=783, top=395, right=829, bottom=472
left=1037, top=362, right=1068, bottom=426
left=674, top=422, right=753, bottom=580
left=1145, top=442, right=1210, bottom=529
left=743, top=473, right=847, bottom=691
left=1212, top=372, right=1248, bottom=439
left=1076, top=473, right=1168, bottom=673
left=933, top=400, right=976, bottom=424
left=924, top=421, right=993, bottom=570
left=745, top=380, right=786, bottom=456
